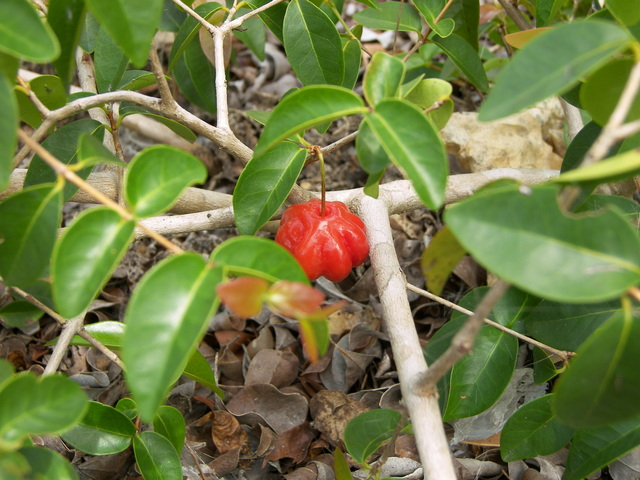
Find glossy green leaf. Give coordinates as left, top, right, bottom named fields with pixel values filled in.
left=341, top=37, right=361, bottom=90
left=15, top=85, right=42, bottom=129
left=133, top=431, right=182, bottom=480
left=19, top=447, right=78, bottom=480
left=118, top=103, right=196, bottom=142
left=0, top=360, right=14, bottom=387
left=564, top=416, right=640, bottom=480
left=432, top=34, right=488, bottom=92
left=536, top=0, right=565, bottom=26
left=421, top=226, right=466, bottom=296
left=69, top=321, right=125, bottom=348
left=561, top=121, right=603, bottom=173
left=445, top=183, right=640, bottom=303
left=553, top=307, right=640, bottom=428
left=253, top=85, right=366, bottom=157
left=47, top=0, right=85, bottom=89
left=234, top=143, right=307, bottom=235
left=555, top=149, right=640, bottom=187
left=443, top=287, right=520, bottom=421
left=343, top=409, right=406, bottom=465
left=442, top=0, right=479, bottom=50
left=172, top=37, right=217, bottom=114
left=29, top=75, right=67, bottom=110
left=479, top=20, right=630, bottom=121
left=123, top=254, right=222, bottom=421
left=364, top=99, right=448, bottom=210
left=0, top=0, right=60, bottom=62
left=501, top=394, right=574, bottom=461
left=413, top=0, right=455, bottom=37
left=160, top=0, right=186, bottom=32
left=0, top=75, right=18, bottom=191
left=353, top=2, right=422, bottom=33
left=118, top=70, right=160, bottom=91
left=606, top=0, right=640, bottom=26
left=24, top=118, right=103, bottom=202
left=52, top=208, right=135, bottom=318
left=245, top=0, right=287, bottom=43
left=183, top=349, right=224, bottom=398
left=363, top=52, right=405, bottom=106
left=524, top=298, right=620, bottom=351
left=116, top=397, right=138, bottom=421
left=84, top=0, right=163, bottom=67
left=333, top=448, right=352, bottom=480
left=153, top=406, right=186, bottom=455
left=581, top=59, right=640, bottom=126
left=356, top=119, right=390, bottom=174
left=210, top=236, right=309, bottom=283
left=403, top=78, right=454, bottom=130
left=233, top=10, right=266, bottom=62
left=532, top=347, right=561, bottom=384
left=577, top=194, right=640, bottom=224
left=77, top=132, right=126, bottom=169
left=168, top=3, right=224, bottom=72
left=94, top=27, right=129, bottom=93
left=61, top=401, right=135, bottom=455
left=363, top=169, right=385, bottom=198
left=0, top=373, right=87, bottom=450
left=79, top=11, right=100, bottom=53
left=0, top=301, right=44, bottom=329
left=125, top=145, right=206, bottom=218
left=0, top=184, right=62, bottom=288
left=283, top=0, right=344, bottom=86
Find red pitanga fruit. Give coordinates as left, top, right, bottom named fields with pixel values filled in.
left=275, top=199, right=369, bottom=282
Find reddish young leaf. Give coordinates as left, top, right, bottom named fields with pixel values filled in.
left=266, top=280, right=325, bottom=317
left=216, top=277, right=269, bottom=318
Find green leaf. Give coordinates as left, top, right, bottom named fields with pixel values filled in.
left=532, top=347, right=561, bottom=384
left=341, top=37, right=361, bottom=90
left=561, top=121, right=603, bottom=173
left=84, top=0, right=163, bottom=67
left=343, top=409, right=406, bottom=465
left=431, top=34, right=488, bottom=92
left=554, top=149, right=640, bottom=188
left=500, top=394, right=574, bottom=461
left=413, top=0, right=455, bottom=37
left=0, top=184, right=62, bottom=288
left=0, top=74, right=18, bottom=191
left=0, top=0, right=60, bottom=62
left=283, top=0, right=344, bottom=86
left=478, top=20, right=631, bottom=121
left=445, top=183, right=640, bottom=303
left=76, top=132, right=127, bottom=169
left=605, top=0, right=640, bottom=26
left=94, top=27, right=129, bottom=93
left=118, top=103, right=196, bottom=142
left=403, top=78, right=454, bottom=130
left=160, top=0, right=187, bottom=32
left=442, top=0, right=479, bottom=50
left=363, top=99, right=448, bottom=210
left=117, top=70, right=160, bottom=91
left=123, top=254, right=222, bottom=421
left=71, top=321, right=126, bottom=348
left=183, top=349, right=224, bottom=398
left=553, top=306, right=640, bottom=428
left=28, top=75, right=67, bottom=112
left=353, top=2, right=422, bottom=32
left=333, top=448, right=353, bottom=480
left=524, top=298, right=620, bottom=351
left=172, top=37, right=217, bottom=114
left=52, top=207, right=135, bottom=318
left=210, top=236, right=309, bottom=283
left=421, top=225, right=466, bottom=296
left=61, top=401, right=135, bottom=455
left=233, top=10, right=266, bottom=62
left=536, top=0, right=565, bottom=26
left=125, top=145, right=206, bottom=218
left=47, top=0, right=85, bottom=89
left=234, top=143, right=307, bottom=235
left=254, top=85, right=366, bottom=156
left=0, top=301, right=44, bottom=329
left=577, top=194, right=640, bottom=224
left=153, top=406, right=186, bottom=455
left=443, top=287, right=519, bottom=421
left=581, top=58, right=640, bottom=126
left=0, top=373, right=87, bottom=450
left=168, top=3, right=224, bottom=72
left=564, top=416, right=640, bottom=480
left=133, top=431, right=183, bottom=480
left=363, top=52, right=405, bottom=106
left=116, top=397, right=138, bottom=421
left=245, top=0, right=287, bottom=43
left=19, top=446, right=78, bottom=480
left=24, top=118, right=103, bottom=202
left=356, top=119, right=389, bottom=174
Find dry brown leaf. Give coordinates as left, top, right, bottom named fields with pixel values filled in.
left=226, top=383, right=308, bottom=434
left=245, top=349, right=299, bottom=388
left=211, top=410, right=251, bottom=456
left=209, top=446, right=241, bottom=477
left=266, top=422, right=315, bottom=464
left=309, top=390, right=369, bottom=446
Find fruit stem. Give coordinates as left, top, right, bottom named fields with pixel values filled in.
left=313, top=146, right=326, bottom=216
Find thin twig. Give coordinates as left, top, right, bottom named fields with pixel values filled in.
left=406, top=283, right=573, bottom=361
left=17, top=130, right=183, bottom=254
left=44, top=314, right=86, bottom=375
left=149, top=40, right=176, bottom=111
left=213, top=27, right=231, bottom=132
left=11, top=286, right=125, bottom=370
left=414, top=280, right=512, bottom=395
left=321, top=131, right=358, bottom=156
left=172, top=0, right=217, bottom=35
left=496, top=0, right=531, bottom=30
left=16, top=75, right=50, bottom=117
left=225, top=0, right=288, bottom=30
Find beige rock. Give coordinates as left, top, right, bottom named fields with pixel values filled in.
left=441, top=100, right=565, bottom=172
